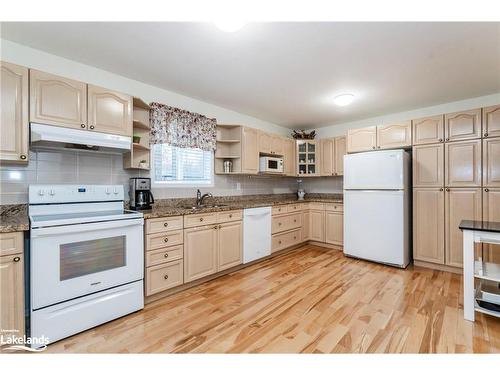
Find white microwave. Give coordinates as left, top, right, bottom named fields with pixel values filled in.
left=259, top=156, right=284, bottom=173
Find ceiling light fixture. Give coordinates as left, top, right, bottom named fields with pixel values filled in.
left=333, top=94, right=355, bottom=106
left=214, top=21, right=247, bottom=33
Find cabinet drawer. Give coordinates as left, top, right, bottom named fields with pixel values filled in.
left=216, top=210, right=243, bottom=223
left=146, top=260, right=183, bottom=296
left=145, top=245, right=183, bottom=267
left=184, top=213, right=217, bottom=228
left=287, top=203, right=303, bottom=213
left=272, top=205, right=287, bottom=216
left=325, top=203, right=343, bottom=212
left=271, top=212, right=302, bottom=234
left=145, top=216, right=183, bottom=234
left=308, top=202, right=325, bottom=210
left=272, top=228, right=303, bottom=253
left=146, top=230, right=183, bottom=250
left=0, top=232, right=23, bottom=257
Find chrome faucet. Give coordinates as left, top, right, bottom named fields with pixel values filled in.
left=196, top=189, right=213, bottom=207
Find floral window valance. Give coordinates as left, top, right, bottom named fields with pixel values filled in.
left=149, top=102, right=217, bottom=151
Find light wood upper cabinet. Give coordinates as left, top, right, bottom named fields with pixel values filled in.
left=184, top=225, right=218, bottom=283
left=413, top=188, right=445, bottom=264
left=483, top=137, right=500, bottom=187
left=444, top=108, right=481, bottom=142
left=483, top=104, right=500, bottom=138
left=271, top=135, right=284, bottom=156
left=334, top=136, right=346, bottom=176
left=1, top=61, right=29, bottom=163
left=445, top=188, right=481, bottom=268
left=445, top=139, right=481, bottom=187
left=347, top=126, right=377, bottom=153
left=241, top=126, right=259, bottom=174
left=377, top=122, right=412, bottom=149
left=412, top=115, right=444, bottom=145
left=413, top=144, right=444, bottom=188
left=30, top=69, right=87, bottom=130
left=283, top=138, right=296, bottom=176
left=218, top=221, right=243, bottom=271
left=320, top=138, right=334, bottom=176
left=325, top=211, right=343, bottom=246
left=309, top=210, right=325, bottom=242
left=87, top=85, right=132, bottom=136
left=258, top=131, right=272, bottom=154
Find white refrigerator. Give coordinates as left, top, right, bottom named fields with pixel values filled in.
left=343, top=149, right=410, bottom=268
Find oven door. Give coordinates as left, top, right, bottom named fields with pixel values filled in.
left=31, top=218, right=144, bottom=310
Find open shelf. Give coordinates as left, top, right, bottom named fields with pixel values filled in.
left=133, top=97, right=150, bottom=110
left=474, top=301, right=500, bottom=318
left=216, top=139, right=240, bottom=143
left=215, top=155, right=240, bottom=159
left=124, top=96, right=151, bottom=170
left=133, top=120, right=150, bottom=130
left=133, top=143, right=150, bottom=151
left=474, top=261, right=500, bottom=283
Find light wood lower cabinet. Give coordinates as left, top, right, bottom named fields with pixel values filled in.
left=302, top=210, right=310, bottom=241
left=309, top=210, right=325, bottom=242
left=445, top=188, right=482, bottom=267
left=0, top=232, right=24, bottom=340
left=272, top=228, right=303, bottom=253
left=325, top=211, right=343, bottom=246
left=218, top=221, right=243, bottom=271
left=1, top=61, right=29, bottom=163
left=87, top=85, right=132, bottom=136
left=146, top=260, right=184, bottom=296
left=413, top=188, right=445, bottom=264
left=184, top=225, right=218, bottom=283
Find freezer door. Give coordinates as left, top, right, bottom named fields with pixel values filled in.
left=344, top=149, right=409, bottom=190
left=344, top=190, right=410, bottom=267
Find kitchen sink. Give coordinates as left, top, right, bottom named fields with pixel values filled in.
left=182, top=204, right=228, bottom=210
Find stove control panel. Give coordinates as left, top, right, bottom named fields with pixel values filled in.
left=29, top=185, right=124, bottom=204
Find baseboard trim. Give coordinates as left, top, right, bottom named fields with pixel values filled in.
left=413, top=260, right=462, bottom=274
left=307, top=241, right=343, bottom=251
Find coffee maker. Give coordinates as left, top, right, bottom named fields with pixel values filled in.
left=129, top=177, right=154, bottom=210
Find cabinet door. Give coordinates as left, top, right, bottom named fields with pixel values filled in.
left=1, top=62, right=29, bottom=163
left=413, top=188, right=445, bottom=264
left=87, top=85, right=132, bottom=136
left=347, top=126, right=377, bottom=153
left=483, top=104, right=500, bottom=138
left=444, top=108, right=481, bottom=142
left=483, top=188, right=500, bottom=263
left=271, top=135, right=284, bottom=156
left=283, top=138, right=296, bottom=176
left=325, top=211, right=343, bottom=246
left=218, top=221, right=243, bottom=271
left=483, top=137, right=500, bottom=187
left=412, top=115, right=444, bottom=145
left=445, top=188, right=481, bottom=267
left=259, top=131, right=272, bottom=154
left=302, top=211, right=310, bottom=241
left=0, top=254, right=24, bottom=340
left=334, top=136, right=346, bottom=176
left=30, top=69, right=87, bottom=130
left=413, top=144, right=444, bottom=188
left=445, top=139, right=481, bottom=187
left=241, top=126, right=259, bottom=174
left=309, top=210, right=325, bottom=242
left=377, top=122, right=412, bottom=149
left=320, top=138, right=334, bottom=176
left=184, top=225, right=218, bottom=282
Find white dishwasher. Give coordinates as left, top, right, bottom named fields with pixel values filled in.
left=243, top=206, right=272, bottom=263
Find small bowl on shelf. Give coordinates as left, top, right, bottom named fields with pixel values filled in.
left=132, top=135, right=141, bottom=144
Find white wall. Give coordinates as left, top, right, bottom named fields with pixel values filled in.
left=313, top=92, right=500, bottom=138
left=0, top=39, right=296, bottom=204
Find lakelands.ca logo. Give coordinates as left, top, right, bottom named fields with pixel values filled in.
left=1, top=330, right=49, bottom=352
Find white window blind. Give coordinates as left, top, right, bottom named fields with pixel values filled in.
left=152, top=144, right=213, bottom=185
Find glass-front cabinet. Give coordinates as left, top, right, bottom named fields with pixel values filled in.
left=296, top=140, right=319, bottom=176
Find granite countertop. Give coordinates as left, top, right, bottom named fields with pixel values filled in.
left=0, top=204, right=29, bottom=233
left=459, top=220, right=500, bottom=233
left=141, top=193, right=343, bottom=219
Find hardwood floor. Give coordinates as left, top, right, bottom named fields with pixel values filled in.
left=46, top=245, right=500, bottom=353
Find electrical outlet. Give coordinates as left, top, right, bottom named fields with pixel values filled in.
left=236, top=182, right=241, bottom=190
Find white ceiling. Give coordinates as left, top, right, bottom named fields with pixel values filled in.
left=2, top=22, right=499, bottom=128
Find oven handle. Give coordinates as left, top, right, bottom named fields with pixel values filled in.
left=31, top=218, right=144, bottom=238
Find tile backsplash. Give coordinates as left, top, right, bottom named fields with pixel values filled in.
left=0, top=150, right=343, bottom=204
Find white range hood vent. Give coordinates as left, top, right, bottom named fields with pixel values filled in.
left=30, top=123, right=132, bottom=153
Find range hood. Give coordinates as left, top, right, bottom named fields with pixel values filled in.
left=30, top=123, right=131, bottom=153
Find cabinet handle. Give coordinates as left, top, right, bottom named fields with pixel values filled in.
left=278, top=222, right=282, bottom=226
left=377, top=146, right=381, bottom=149
left=279, top=240, right=282, bottom=244
left=163, top=237, right=169, bottom=243
left=213, top=225, right=218, bottom=229
left=80, top=124, right=86, bottom=128
left=440, top=188, right=444, bottom=191
left=218, top=225, right=222, bottom=229
left=438, top=138, right=443, bottom=143
left=164, top=274, right=169, bottom=280
left=484, top=132, right=488, bottom=138
left=293, top=236, right=296, bottom=240
left=199, top=217, right=203, bottom=222
left=13, top=256, right=20, bottom=262
left=89, top=125, right=95, bottom=130
left=446, top=188, right=450, bottom=192
left=163, top=222, right=168, bottom=227
left=164, top=253, right=169, bottom=258
left=294, top=219, right=297, bottom=223
left=19, top=154, right=27, bottom=160
left=445, top=138, right=449, bottom=141
left=372, top=146, right=376, bottom=149
left=485, top=188, right=489, bottom=192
